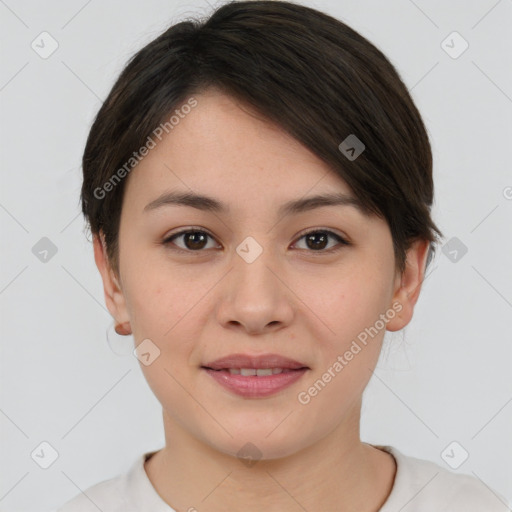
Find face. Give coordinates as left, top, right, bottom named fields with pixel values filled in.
left=94, top=88, right=428, bottom=460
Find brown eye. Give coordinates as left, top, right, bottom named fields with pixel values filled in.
left=163, top=228, right=349, bottom=254
left=293, top=230, right=349, bottom=252
left=163, top=230, right=218, bottom=252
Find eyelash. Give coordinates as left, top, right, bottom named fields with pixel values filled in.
left=162, top=227, right=350, bottom=255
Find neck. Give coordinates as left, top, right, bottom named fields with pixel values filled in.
left=145, top=399, right=396, bottom=512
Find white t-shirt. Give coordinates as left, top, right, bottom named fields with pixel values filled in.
left=55, top=445, right=511, bottom=511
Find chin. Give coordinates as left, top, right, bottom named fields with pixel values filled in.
left=203, top=426, right=310, bottom=463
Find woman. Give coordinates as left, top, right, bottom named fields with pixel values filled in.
left=57, top=1, right=510, bottom=510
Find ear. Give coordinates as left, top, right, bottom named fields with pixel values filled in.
left=93, top=232, right=130, bottom=326
left=386, top=239, right=431, bottom=332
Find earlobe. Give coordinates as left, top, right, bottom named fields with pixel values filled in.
left=386, top=239, right=431, bottom=332
left=93, top=232, right=130, bottom=325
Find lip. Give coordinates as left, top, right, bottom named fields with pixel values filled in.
left=202, top=353, right=308, bottom=371
left=201, top=353, right=309, bottom=398
left=202, top=367, right=308, bottom=398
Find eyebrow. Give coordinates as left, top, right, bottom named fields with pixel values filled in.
left=143, top=190, right=367, bottom=217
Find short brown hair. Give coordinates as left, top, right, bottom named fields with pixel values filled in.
left=81, top=0, right=443, bottom=276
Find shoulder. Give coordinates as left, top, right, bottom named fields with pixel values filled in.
left=376, top=445, right=511, bottom=512
left=55, top=472, right=129, bottom=512
left=54, top=454, right=147, bottom=512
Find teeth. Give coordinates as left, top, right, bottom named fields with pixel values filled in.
left=256, top=369, right=273, bottom=376
left=228, top=368, right=287, bottom=376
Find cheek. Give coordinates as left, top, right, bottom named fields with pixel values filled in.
left=309, top=268, right=392, bottom=370
left=122, top=259, right=205, bottom=368
left=122, top=251, right=195, bottom=338
left=296, top=277, right=390, bottom=421
left=125, top=272, right=199, bottom=413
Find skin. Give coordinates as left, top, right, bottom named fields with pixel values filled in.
left=94, top=87, right=430, bottom=511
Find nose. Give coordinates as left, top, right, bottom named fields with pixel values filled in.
left=215, top=241, right=295, bottom=336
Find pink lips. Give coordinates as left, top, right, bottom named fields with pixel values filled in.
left=201, top=353, right=309, bottom=398
left=203, top=353, right=308, bottom=370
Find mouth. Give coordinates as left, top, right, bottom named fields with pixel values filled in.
left=202, top=353, right=309, bottom=371
left=201, top=367, right=308, bottom=375
left=200, top=353, right=310, bottom=398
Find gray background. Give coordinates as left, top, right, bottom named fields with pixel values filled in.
left=1, top=0, right=511, bottom=510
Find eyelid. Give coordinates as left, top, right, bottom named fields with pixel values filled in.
left=293, top=227, right=349, bottom=244
left=164, top=226, right=215, bottom=239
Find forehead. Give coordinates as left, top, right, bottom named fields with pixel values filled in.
left=123, top=88, right=355, bottom=210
